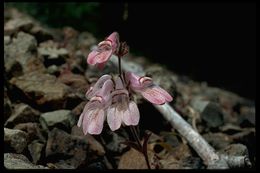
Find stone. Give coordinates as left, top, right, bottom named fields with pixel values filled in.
left=218, top=144, right=249, bottom=157
left=4, top=153, right=48, bottom=169
left=118, top=148, right=157, bottom=169
left=38, top=46, right=68, bottom=66
left=57, top=72, right=88, bottom=94
left=45, top=128, right=88, bottom=168
left=203, top=132, right=233, bottom=150
left=191, top=97, right=224, bottom=128
left=5, top=103, right=40, bottom=128
left=4, top=32, right=45, bottom=78
left=4, top=128, right=28, bottom=153
left=28, top=140, right=44, bottom=164
left=4, top=95, right=12, bottom=122
left=40, top=110, right=76, bottom=131
left=47, top=65, right=59, bottom=75
left=71, top=125, right=105, bottom=158
left=9, top=72, right=70, bottom=111
left=14, top=123, right=46, bottom=143
left=4, top=18, right=33, bottom=35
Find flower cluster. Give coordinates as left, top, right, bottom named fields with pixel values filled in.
left=77, top=32, right=173, bottom=135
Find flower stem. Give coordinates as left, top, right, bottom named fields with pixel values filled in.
left=129, top=126, right=151, bottom=169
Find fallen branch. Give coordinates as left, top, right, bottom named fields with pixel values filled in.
left=110, top=56, right=252, bottom=169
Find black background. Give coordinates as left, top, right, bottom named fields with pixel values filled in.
left=100, top=2, right=256, bottom=100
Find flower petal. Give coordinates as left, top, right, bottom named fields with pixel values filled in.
left=87, top=44, right=113, bottom=67
left=87, top=109, right=105, bottom=135
left=106, top=32, right=119, bottom=51
left=122, top=101, right=140, bottom=126
left=86, top=74, right=112, bottom=99
left=107, top=106, right=122, bottom=131
left=140, top=86, right=168, bottom=105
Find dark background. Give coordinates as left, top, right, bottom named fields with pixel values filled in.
left=101, top=2, right=256, bottom=100
left=5, top=2, right=256, bottom=100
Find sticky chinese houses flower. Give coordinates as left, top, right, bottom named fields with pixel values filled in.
left=77, top=32, right=173, bottom=135
left=87, top=32, right=119, bottom=69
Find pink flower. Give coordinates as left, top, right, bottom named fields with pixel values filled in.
left=125, top=72, right=173, bottom=105
left=77, top=78, right=114, bottom=135
left=87, top=32, right=119, bottom=69
left=107, top=77, right=140, bottom=131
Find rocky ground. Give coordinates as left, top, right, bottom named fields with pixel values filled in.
left=4, top=8, right=255, bottom=169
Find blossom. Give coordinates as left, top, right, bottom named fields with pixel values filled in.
left=125, top=72, right=173, bottom=105
left=77, top=77, right=114, bottom=135
left=87, top=32, right=119, bottom=69
left=107, top=77, right=140, bottom=131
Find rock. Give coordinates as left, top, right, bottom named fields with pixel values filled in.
left=14, top=123, right=46, bottom=143
left=71, top=125, right=105, bottom=158
left=77, top=32, right=97, bottom=50
left=28, top=140, right=44, bottom=164
left=118, top=148, right=157, bottom=169
left=5, top=103, right=40, bottom=128
left=57, top=72, right=88, bottom=94
left=71, top=101, right=87, bottom=117
left=40, top=110, right=76, bottom=131
left=218, top=144, right=249, bottom=157
left=102, top=130, right=128, bottom=154
left=47, top=65, right=59, bottom=75
left=4, top=153, right=48, bottom=169
left=239, top=106, right=255, bottom=127
left=38, top=45, right=68, bottom=66
left=4, top=32, right=45, bottom=78
left=4, top=128, right=28, bottom=153
left=45, top=128, right=88, bottom=168
left=9, top=72, right=70, bottom=111
left=203, top=132, right=233, bottom=150
left=4, top=35, right=11, bottom=45
left=4, top=95, right=12, bottom=122
left=4, top=18, right=33, bottom=35
left=191, top=97, right=224, bottom=128
left=30, top=25, right=54, bottom=43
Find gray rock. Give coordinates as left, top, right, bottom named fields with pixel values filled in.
left=203, top=132, right=233, bottom=150
left=4, top=128, right=28, bottom=153
left=191, top=97, right=224, bottom=128
left=14, top=122, right=46, bottom=143
left=4, top=95, right=12, bottom=122
left=47, top=65, right=59, bottom=75
left=218, top=144, right=249, bottom=157
left=45, top=128, right=88, bottom=168
left=5, top=103, right=40, bottom=128
left=4, top=32, right=45, bottom=78
left=4, top=18, right=33, bottom=35
left=71, top=125, right=105, bottom=158
left=9, top=72, right=70, bottom=110
left=40, top=110, right=76, bottom=131
left=28, top=140, right=44, bottom=164
left=4, top=153, right=48, bottom=169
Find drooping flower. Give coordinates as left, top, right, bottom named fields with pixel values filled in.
left=87, top=32, right=119, bottom=69
left=125, top=72, right=173, bottom=105
left=77, top=78, right=114, bottom=135
left=107, top=77, right=140, bottom=131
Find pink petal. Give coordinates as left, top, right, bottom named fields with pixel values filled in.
left=82, top=109, right=94, bottom=135
left=106, top=32, right=119, bottom=51
left=122, top=101, right=140, bottom=126
left=140, top=86, right=168, bottom=105
left=125, top=72, right=152, bottom=90
left=153, top=86, right=173, bottom=102
left=87, top=45, right=113, bottom=66
left=77, top=103, right=92, bottom=127
left=115, top=77, right=124, bottom=89
left=107, top=106, right=122, bottom=131
left=87, top=109, right=105, bottom=135
left=86, top=74, right=112, bottom=99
